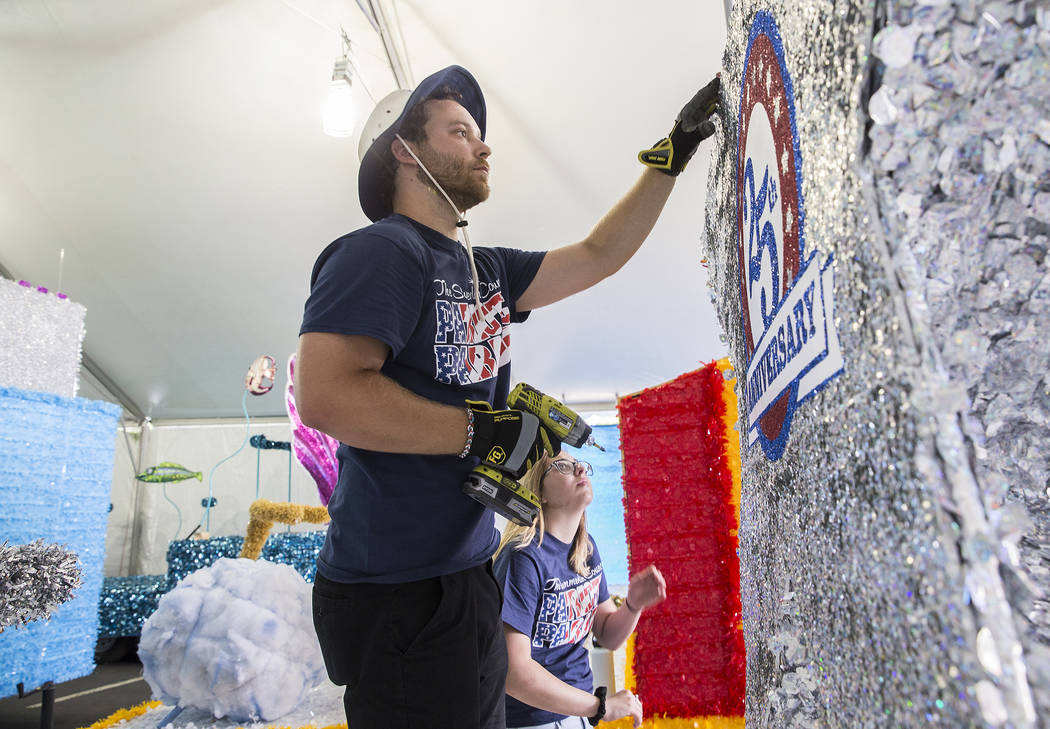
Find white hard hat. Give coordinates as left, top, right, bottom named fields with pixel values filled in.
left=357, top=65, right=486, bottom=222
left=357, top=89, right=412, bottom=163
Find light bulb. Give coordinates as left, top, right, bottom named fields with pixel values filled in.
left=323, top=58, right=357, bottom=138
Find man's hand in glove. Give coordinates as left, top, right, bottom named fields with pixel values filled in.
left=466, top=401, right=561, bottom=479
left=638, top=74, right=721, bottom=176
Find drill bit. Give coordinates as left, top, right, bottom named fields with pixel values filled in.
left=586, top=435, right=606, bottom=452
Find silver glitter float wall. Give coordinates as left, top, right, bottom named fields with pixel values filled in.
left=702, top=0, right=1048, bottom=726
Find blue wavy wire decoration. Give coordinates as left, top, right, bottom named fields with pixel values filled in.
left=162, top=482, right=182, bottom=541
left=203, top=390, right=250, bottom=532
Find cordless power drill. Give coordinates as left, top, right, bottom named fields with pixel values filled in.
left=462, top=383, right=604, bottom=526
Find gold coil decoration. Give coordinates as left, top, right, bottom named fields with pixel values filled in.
left=239, top=498, right=330, bottom=560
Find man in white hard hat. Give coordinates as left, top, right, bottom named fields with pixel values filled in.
left=295, top=65, right=719, bottom=729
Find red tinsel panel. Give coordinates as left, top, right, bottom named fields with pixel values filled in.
left=617, top=363, right=745, bottom=717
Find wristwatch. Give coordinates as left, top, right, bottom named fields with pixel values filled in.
left=588, top=686, right=607, bottom=726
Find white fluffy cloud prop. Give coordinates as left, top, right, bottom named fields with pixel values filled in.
left=139, top=557, right=326, bottom=722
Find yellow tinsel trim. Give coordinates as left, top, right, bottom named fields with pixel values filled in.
left=624, top=631, right=636, bottom=693
left=76, top=700, right=162, bottom=729
left=239, top=498, right=330, bottom=560
left=716, top=360, right=745, bottom=646
left=80, top=700, right=347, bottom=729
left=601, top=716, right=744, bottom=729
left=715, top=358, right=742, bottom=527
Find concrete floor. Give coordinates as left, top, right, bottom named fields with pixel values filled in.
left=0, top=646, right=152, bottom=729
left=0, top=637, right=626, bottom=729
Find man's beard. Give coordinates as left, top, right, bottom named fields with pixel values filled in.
left=414, top=143, right=490, bottom=211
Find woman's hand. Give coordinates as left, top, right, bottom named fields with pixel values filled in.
left=592, top=565, right=668, bottom=650
left=626, top=564, right=667, bottom=611
left=604, top=688, right=643, bottom=726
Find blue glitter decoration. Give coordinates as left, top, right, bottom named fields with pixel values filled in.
left=97, top=530, right=328, bottom=638
left=96, top=574, right=168, bottom=638
left=0, top=385, right=121, bottom=699
left=166, top=531, right=327, bottom=587
left=250, top=434, right=291, bottom=451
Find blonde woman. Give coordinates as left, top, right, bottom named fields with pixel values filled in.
left=493, top=450, right=667, bottom=729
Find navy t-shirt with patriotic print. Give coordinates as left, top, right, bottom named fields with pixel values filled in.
left=494, top=532, right=610, bottom=727
left=299, top=213, right=545, bottom=584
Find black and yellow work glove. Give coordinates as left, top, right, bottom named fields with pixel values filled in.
left=467, top=400, right=561, bottom=479
left=638, top=74, right=721, bottom=176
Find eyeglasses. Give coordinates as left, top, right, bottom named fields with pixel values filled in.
left=544, top=458, right=593, bottom=477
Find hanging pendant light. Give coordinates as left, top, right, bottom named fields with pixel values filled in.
left=323, top=57, right=356, bottom=137
left=323, top=31, right=357, bottom=138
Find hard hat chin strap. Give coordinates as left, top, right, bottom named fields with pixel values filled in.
left=395, top=133, right=482, bottom=314
left=395, top=134, right=466, bottom=225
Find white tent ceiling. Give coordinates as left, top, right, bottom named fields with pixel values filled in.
left=2, top=0, right=729, bottom=420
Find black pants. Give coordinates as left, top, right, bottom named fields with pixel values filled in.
left=313, top=562, right=508, bottom=729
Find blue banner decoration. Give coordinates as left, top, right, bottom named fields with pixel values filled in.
left=0, top=386, right=121, bottom=698
left=564, top=423, right=627, bottom=586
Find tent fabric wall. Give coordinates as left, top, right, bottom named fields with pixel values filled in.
left=109, top=419, right=327, bottom=577
left=111, top=411, right=624, bottom=579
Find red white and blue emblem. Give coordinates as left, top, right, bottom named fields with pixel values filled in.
left=737, top=11, right=843, bottom=461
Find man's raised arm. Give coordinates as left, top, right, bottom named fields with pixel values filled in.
left=516, top=75, right=721, bottom=312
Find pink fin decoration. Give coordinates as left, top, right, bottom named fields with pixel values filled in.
left=285, top=354, right=339, bottom=506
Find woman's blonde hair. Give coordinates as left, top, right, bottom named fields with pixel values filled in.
left=494, top=451, right=594, bottom=575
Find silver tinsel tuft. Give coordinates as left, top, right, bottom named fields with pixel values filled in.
left=0, top=539, right=82, bottom=631
left=703, top=0, right=1048, bottom=726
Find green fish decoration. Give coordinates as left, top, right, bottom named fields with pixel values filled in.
left=135, top=462, right=203, bottom=484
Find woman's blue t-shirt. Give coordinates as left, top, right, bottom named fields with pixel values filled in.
left=299, top=214, right=545, bottom=583
left=494, top=531, right=610, bottom=727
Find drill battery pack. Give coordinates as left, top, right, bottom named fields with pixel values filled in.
left=462, top=464, right=540, bottom=526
